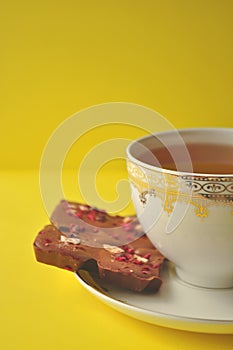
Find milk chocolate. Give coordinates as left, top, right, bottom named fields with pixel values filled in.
left=33, top=201, right=165, bottom=292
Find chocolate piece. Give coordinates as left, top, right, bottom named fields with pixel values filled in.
left=97, top=236, right=164, bottom=292
left=34, top=225, right=100, bottom=271
left=33, top=200, right=165, bottom=292
left=50, top=200, right=144, bottom=247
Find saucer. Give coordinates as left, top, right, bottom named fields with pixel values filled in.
left=76, top=262, right=233, bottom=334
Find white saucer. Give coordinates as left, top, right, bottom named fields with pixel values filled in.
left=76, top=262, right=233, bottom=334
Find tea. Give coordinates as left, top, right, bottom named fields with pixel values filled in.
left=139, top=143, right=233, bottom=174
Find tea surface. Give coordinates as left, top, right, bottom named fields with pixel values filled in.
left=139, top=143, right=233, bottom=174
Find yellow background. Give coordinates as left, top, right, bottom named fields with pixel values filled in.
left=1, top=0, right=233, bottom=169
left=0, top=1, right=233, bottom=349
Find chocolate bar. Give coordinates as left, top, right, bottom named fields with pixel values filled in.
left=33, top=200, right=165, bottom=292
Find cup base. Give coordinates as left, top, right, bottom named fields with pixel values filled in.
left=175, top=267, right=233, bottom=289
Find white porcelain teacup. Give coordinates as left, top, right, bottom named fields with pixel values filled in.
left=127, top=128, right=233, bottom=288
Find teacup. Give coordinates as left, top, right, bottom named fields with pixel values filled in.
left=127, top=128, right=233, bottom=288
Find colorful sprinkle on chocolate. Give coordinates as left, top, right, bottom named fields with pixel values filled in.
left=123, top=216, right=132, bottom=223
left=79, top=204, right=90, bottom=212
left=103, top=244, right=124, bottom=254
left=144, top=253, right=151, bottom=260
left=121, top=222, right=134, bottom=231
left=134, top=255, right=149, bottom=263
left=86, top=212, right=96, bottom=221
left=60, top=235, right=81, bottom=245
left=115, top=256, right=127, bottom=262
